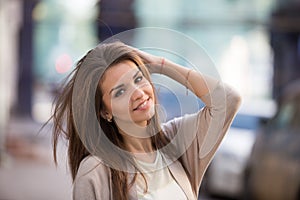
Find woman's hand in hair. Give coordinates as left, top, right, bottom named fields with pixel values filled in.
left=130, top=46, right=163, bottom=74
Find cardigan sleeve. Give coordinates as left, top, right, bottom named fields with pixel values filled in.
left=73, top=156, right=111, bottom=200
left=162, top=80, right=241, bottom=192
left=198, top=81, right=242, bottom=159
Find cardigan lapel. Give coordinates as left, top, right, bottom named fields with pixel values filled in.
left=128, top=172, right=138, bottom=200
left=167, top=160, right=196, bottom=200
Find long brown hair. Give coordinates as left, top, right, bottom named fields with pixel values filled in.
left=51, top=42, right=171, bottom=200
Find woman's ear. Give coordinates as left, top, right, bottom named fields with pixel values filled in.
left=100, top=110, right=113, bottom=122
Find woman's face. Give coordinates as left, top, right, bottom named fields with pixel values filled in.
left=101, top=60, right=155, bottom=127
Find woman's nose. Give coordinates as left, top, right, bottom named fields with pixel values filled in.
left=131, top=86, right=145, bottom=101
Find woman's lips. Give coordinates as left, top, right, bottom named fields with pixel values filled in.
left=133, top=98, right=151, bottom=111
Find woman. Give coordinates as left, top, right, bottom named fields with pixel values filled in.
left=51, top=41, right=241, bottom=200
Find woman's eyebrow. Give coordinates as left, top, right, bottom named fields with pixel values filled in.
left=109, top=84, right=124, bottom=94
left=133, top=70, right=141, bottom=79
left=109, top=70, right=141, bottom=94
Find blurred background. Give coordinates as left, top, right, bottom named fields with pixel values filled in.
left=0, top=0, right=299, bottom=199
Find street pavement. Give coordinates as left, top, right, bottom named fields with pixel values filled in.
left=0, top=116, right=72, bottom=200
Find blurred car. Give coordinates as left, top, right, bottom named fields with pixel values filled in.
left=201, top=99, right=276, bottom=199
left=246, top=80, right=300, bottom=200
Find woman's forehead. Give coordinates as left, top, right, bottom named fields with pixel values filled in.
left=105, top=60, right=139, bottom=79
left=100, top=60, right=140, bottom=90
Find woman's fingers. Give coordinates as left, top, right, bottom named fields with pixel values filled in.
left=127, top=45, right=162, bottom=73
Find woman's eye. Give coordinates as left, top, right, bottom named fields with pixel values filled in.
left=114, top=89, right=125, bottom=97
left=134, top=76, right=143, bottom=84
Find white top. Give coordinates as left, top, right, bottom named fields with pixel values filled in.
left=135, top=151, right=188, bottom=200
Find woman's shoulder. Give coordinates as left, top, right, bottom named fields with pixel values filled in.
left=73, top=156, right=111, bottom=199
left=75, top=155, right=110, bottom=182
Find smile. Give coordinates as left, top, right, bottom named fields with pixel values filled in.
left=133, top=98, right=152, bottom=111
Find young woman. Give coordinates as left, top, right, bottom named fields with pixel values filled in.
left=51, top=41, right=241, bottom=200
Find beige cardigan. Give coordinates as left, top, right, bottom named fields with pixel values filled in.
left=73, top=81, right=241, bottom=200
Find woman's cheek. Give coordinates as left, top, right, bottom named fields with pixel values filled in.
left=111, top=98, right=131, bottom=118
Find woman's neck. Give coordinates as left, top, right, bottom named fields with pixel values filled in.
left=122, top=135, right=157, bottom=163
left=122, top=133, right=154, bottom=153
left=115, top=120, right=154, bottom=153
